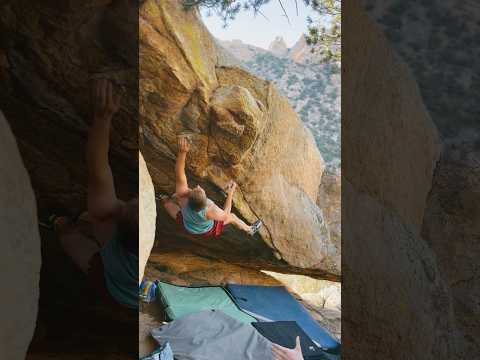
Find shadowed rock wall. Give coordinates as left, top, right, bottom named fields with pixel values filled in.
left=0, top=0, right=139, bottom=216
left=0, top=111, right=41, bottom=359
left=344, top=0, right=479, bottom=358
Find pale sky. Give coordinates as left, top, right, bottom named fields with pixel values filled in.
left=200, top=1, right=315, bottom=49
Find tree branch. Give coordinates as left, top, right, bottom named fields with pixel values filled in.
left=277, top=0, right=290, bottom=24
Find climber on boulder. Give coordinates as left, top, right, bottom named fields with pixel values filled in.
left=162, top=136, right=262, bottom=237
left=45, top=79, right=138, bottom=311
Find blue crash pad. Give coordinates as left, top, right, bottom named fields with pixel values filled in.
left=226, top=284, right=340, bottom=353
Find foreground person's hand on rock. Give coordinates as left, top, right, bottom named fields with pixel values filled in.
left=93, top=78, right=121, bottom=120
left=272, top=336, right=304, bottom=360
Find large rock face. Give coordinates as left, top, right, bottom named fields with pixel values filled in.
left=344, top=0, right=480, bottom=358
left=0, top=0, right=338, bottom=280
left=140, top=0, right=338, bottom=277
left=0, top=111, right=41, bottom=360
left=217, top=39, right=267, bottom=62
left=364, top=2, right=480, bottom=357
left=220, top=38, right=341, bottom=169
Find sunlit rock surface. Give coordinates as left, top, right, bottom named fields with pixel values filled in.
left=140, top=0, right=338, bottom=277
left=139, top=152, right=156, bottom=283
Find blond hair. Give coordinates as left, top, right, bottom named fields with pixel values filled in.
left=188, top=188, right=207, bottom=211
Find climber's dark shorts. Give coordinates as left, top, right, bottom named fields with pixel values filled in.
left=176, top=211, right=224, bottom=237
left=86, top=253, right=137, bottom=321
left=87, top=253, right=122, bottom=307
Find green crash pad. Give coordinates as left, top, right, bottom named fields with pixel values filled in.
left=157, top=281, right=256, bottom=324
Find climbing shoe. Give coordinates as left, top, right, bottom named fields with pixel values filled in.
left=249, top=220, right=263, bottom=235
left=38, top=214, right=73, bottom=231
left=156, top=194, right=171, bottom=203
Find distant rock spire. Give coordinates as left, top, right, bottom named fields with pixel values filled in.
left=268, top=36, right=289, bottom=57
left=289, top=34, right=308, bottom=63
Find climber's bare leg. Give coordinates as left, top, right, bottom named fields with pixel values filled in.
left=224, top=213, right=252, bottom=234
left=55, top=217, right=100, bottom=274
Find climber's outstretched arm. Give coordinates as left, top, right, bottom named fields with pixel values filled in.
left=206, top=181, right=235, bottom=222
left=175, top=136, right=190, bottom=196
left=222, top=181, right=236, bottom=215
left=86, top=79, right=124, bottom=221
left=207, top=181, right=262, bottom=235
left=206, top=203, right=228, bottom=222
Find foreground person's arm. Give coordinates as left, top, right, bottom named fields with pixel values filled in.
left=272, top=337, right=304, bottom=360
left=87, top=79, right=123, bottom=220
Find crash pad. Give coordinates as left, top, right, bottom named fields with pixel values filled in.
left=252, top=321, right=339, bottom=360
left=139, top=342, right=173, bottom=360
left=151, top=310, right=274, bottom=360
left=226, top=284, right=340, bottom=353
left=156, top=281, right=256, bottom=324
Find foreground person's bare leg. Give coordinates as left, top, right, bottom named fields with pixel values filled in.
left=55, top=217, right=100, bottom=274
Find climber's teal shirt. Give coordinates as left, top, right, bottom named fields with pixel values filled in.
left=100, top=232, right=138, bottom=309
left=181, top=200, right=214, bottom=234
